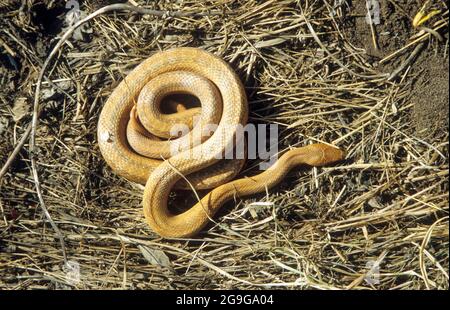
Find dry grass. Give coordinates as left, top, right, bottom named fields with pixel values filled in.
left=0, top=0, right=448, bottom=289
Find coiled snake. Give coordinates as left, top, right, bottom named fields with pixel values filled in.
left=98, top=47, right=345, bottom=238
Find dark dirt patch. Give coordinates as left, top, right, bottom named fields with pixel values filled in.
left=0, top=1, right=67, bottom=164
left=344, top=1, right=448, bottom=141
left=410, top=53, right=449, bottom=139
left=345, top=1, right=423, bottom=70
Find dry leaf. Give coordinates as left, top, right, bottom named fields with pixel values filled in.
left=138, top=245, right=172, bottom=269
left=12, top=97, right=29, bottom=122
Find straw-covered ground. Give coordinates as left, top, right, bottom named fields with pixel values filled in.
left=0, top=0, right=448, bottom=289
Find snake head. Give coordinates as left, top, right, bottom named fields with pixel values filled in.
left=303, top=144, right=346, bottom=167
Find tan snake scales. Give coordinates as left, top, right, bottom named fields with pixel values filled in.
left=98, top=47, right=345, bottom=238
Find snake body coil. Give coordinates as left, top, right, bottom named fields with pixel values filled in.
left=98, top=47, right=345, bottom=238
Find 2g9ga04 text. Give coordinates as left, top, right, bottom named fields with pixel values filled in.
left=220, top=294, right=273, bottom=305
